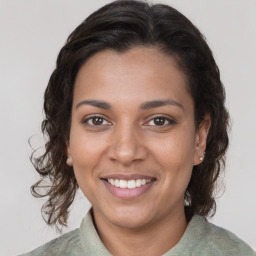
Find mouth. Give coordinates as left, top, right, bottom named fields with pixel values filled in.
left=104, top=178, right=153, bottom=189
left=101, top=175, right=156, bottom=199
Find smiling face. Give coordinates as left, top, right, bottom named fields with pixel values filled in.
left=67, top=47, right=209, bottom=231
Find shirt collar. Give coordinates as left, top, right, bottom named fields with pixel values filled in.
left=79, top=209, right=206, bottom=256
left=79, top=208, right=112, bottom=255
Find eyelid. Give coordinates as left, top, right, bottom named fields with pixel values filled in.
left=82, top=114, right=112, bottom=126
left=81, top=114, right=176, bottom=127
left=144, top=114, right=176, bottom=126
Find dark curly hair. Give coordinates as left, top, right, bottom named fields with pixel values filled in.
left=31, top=0, right=229, bottom=229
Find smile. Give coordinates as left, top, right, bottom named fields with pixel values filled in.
left=102, top=176, right=156, bottom=199
left=107, top=178, right=152, bottom=189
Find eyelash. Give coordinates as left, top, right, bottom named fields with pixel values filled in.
left=82, top=115, right=175, bottom=128
left=82, top=115, right=111, bottom=127
left=145, top=115, right=176, bottom=127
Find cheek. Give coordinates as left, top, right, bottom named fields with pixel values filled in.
left=150, top=128, right=195, bottom=190
left=150, top=130, right=195, bottom=166
left=68, top=115, right=112, bottom=195
left=70, top=134, right=107, bottom=201
left=71, top=138, right=105, bottom=171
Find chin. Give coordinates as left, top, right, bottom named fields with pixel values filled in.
left=106, top=206, right=155, bottom=230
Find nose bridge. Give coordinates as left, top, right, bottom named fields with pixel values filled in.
left=108, top=120, right=146, bottom=164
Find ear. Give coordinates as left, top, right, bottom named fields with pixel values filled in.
left=66, top=142, right=73, bottom=166
left=193, top=114, right=211, bottom=166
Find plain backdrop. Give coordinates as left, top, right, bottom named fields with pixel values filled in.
left=0, top=0, right=256, bottom=255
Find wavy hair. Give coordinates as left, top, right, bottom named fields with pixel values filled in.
left=31, top=0, right=229, bottom=229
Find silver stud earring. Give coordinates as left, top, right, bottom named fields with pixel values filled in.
left=199, top=151, right=206, bottom=161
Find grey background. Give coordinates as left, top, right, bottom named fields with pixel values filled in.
left=0, top=0, right=255, bottom=255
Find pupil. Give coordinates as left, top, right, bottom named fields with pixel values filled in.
left=154, top=117, right=165, bottom=126
left=93, top=117, right=103, bottom=125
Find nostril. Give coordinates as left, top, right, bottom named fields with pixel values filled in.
left=107, top=139, right=147, bottom=164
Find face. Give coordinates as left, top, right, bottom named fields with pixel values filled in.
left=67, top=47, right=209, bottom=230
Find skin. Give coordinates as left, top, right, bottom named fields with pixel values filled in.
left=67, top=47, right=210, bottom=256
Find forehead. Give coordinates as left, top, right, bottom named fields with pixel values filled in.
left=73, top=47, right=192, bottom=109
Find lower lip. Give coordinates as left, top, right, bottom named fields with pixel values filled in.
left=102, top=180, right=155, bottom=199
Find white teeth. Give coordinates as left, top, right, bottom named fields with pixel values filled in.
left=127, top=180, right=136, bottom=189
left=136, top=179, right=141, bottom=187
left=114, top=179, right=120, bottom=187
left=119, top=180, right=127, bottom=188
left=107, top=178, right=152, bottom=189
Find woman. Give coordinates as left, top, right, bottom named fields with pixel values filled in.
left=21, top=0, right=255, bottom=255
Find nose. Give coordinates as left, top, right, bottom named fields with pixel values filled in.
left=107, top=124, right=147, bottom=165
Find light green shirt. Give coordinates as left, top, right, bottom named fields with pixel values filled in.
left=20, top=210, right=256, bottom=256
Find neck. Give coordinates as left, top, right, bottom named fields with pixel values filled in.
left=92, top=208, right=187, bottom=256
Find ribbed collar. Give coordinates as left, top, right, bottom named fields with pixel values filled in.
left=79, top=209, right=206, bottom=256
left=79, top=208, right=112, bottom=255
left=163, top=215, right=207, bottom=256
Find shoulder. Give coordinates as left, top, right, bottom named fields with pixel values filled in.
left=19, top=228, right=82, bottom=256
left=192, top=216, right=256, bottom=256
left=19, top=209, right=112, bottom=256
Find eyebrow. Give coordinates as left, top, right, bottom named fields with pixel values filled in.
left=140, top=99, right=184, bottom=110
left=76, top=100, right=111, bottom=110
left=76, top=99, right=184, bottom=110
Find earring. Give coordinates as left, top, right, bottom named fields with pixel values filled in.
left=66, top=156, right=73, bottom=166
left=199, top=151, right=206, bottom=161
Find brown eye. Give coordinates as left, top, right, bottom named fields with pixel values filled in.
left=146, top=116, right=175, bottom=127
left=83, top=115, right=110, bottom=126
left=92, top=117, right=104, bottom=125
left=153, top=117, right=166, bottom=126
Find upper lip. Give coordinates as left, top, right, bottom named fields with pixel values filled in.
left=101, top=174, right=156, bottom=180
